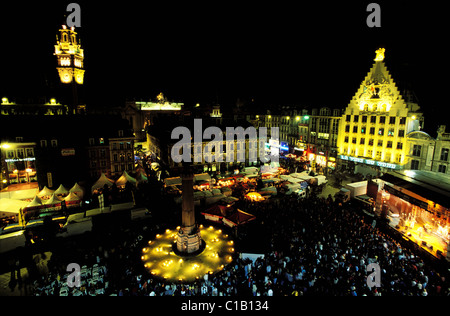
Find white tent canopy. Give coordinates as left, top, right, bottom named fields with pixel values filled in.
left=54, top=184, right=69, bottom=196
left=64, top=192, right=81, bottom=202
left=0, top=198, right=28, bottom=217
left=116, top=171, right=137, bottom=187
left=45, top=193, right=62, bottom=205
left=91, top=173, right=114, bottom=193
left=27, top=195, right=43, bottom=208
left=37, top=186, right=55, bottom=199
left=69, top=183, right=85, bottom=198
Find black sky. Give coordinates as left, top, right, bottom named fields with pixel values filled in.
left=0, top=1, right=447, bottom=135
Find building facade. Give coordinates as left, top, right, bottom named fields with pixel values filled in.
left=0, top=140, right=37, bottom=188
left=252, top=107, right=310, bottom=156
left=109, top=134, right=135, bottom=178
left=434, top=125, right=450, bottom=174
left=307, top=107, right=341, bottom=173
left=405, top=131, right=435, bottom=171
left=336, top=49, right=424, bottom=175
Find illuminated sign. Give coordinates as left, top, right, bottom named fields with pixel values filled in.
left=61, top=148, right=76, bottom=156
left=5, top=157, right=36, bottom=162
left=137, top=101, right=183, bottom=111
left=339, top=155, right=398, bottom=169
left=267, top=140, right=288, bottom=151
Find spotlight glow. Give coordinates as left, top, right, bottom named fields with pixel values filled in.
left=142, top=226, right=234, bottom=282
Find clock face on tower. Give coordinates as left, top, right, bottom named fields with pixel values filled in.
left=74, top=69, right=85, bottom=85
left=63, top=72, right=72, bottom=83
left=75, top=74, right=83, bottom=84
left=58, top=68, right=73, bottom=84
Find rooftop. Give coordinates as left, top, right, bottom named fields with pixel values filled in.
left=381, top=170, right=450, bottom=209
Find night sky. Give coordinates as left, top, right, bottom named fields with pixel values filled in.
left=0, top=1, right=447, bottom=135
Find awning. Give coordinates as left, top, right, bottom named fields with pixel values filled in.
left=223, top=209, right=256, bottom=227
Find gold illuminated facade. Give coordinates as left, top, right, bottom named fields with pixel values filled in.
left=54, top=25, right=85, bottom=85
left=337, top=49, right=423, bottom=173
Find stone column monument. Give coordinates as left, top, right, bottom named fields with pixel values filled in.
left=176, top=165, right=204, bottom=255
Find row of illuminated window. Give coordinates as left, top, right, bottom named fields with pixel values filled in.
left=111, top=142, right=133, bottom=150
left=192, top=140, right=258, bottom=153
left=346, top=115, right=406, bottom=125
left=345, top=125, right=404, bottom=137
left=343, top=148, right=402, bottom=163
left=344, top=137, right=403, bottom=149
left=112, top=163, right=133, bottom=173
left=112, top=153, right=133, bottom=162
left=4, top=148, right=34, bottom=159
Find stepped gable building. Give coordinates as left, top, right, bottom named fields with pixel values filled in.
left=337, top=48, right=424, bottom=175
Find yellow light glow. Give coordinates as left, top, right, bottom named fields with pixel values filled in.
left=142, top=226, right=234, bottom=282
left=374, top=48, right=385, bottom=62
left=74, top=69, right=85, bottom=85
left=411, top=115, right=416, bottom=120
left=60, top=57, right=71, bottom=67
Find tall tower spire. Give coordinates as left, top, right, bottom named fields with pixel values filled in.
left=54, top=25, right=85, bottom=85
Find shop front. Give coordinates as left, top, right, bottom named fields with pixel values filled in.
left=1, top=143, right=37, bottom=186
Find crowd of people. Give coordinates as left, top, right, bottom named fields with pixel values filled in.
left=25, top=190, right=450, bottom=296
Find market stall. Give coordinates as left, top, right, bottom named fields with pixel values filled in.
left=54, top=184, right=69, bottom=197
left=222, top=210, right=256, bottom=228
left=37, top=186, right=55, bottom=199
left=115, top=171, right=137, bottom=188
left=69, top=183, right=85, bottom=199
left=91, top=173, right=115, bottom=193
left=44, top=193, right=63, bottom=211
left=64, top=192, right=82, bottom=208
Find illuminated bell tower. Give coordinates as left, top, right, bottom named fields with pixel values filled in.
left=54, top=25, right=85, bottom=85
left=54, top=25, right=85, bottom=114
